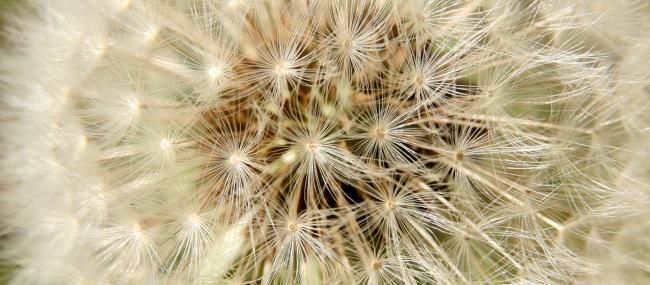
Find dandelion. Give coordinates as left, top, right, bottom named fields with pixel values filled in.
left=1, top=0, right=649, bottom=285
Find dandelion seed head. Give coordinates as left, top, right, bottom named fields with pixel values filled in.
left=1, top=0, right=648, bottom=284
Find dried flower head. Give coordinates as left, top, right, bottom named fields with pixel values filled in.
left=1, top=0, right=649, bottom=284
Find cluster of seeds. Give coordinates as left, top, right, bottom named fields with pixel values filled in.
left=1, top=0, right=646, bottom=284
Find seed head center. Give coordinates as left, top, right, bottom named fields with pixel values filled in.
left=127, top=98, right=140, bottom=114
left=372, top=126, right=387, bottom=140
left=274, top=61, right=291, bottom=76
left=160, top=139, right=171, bottom=150
left=371, top=260, right=382, bottom=272
left=453, top=151, right=465, bottom=161
left=132, top=222, right=143, bottom=233
left=413, top=73, right=425, bottom=87
left=143, top=27, right=159, bottom=42
left=207, top=66, right=222, bottom=79
left=342, top=39, right=353, bottom=50
left=287, top=222, right=298, bottom=232
left=228, top=153, right=244, bottom=166
left=305, top=141, right=320, bottom=152
left=188, top=213, right=201, bottom=224
left=228, top=0, right=239, bottom=8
